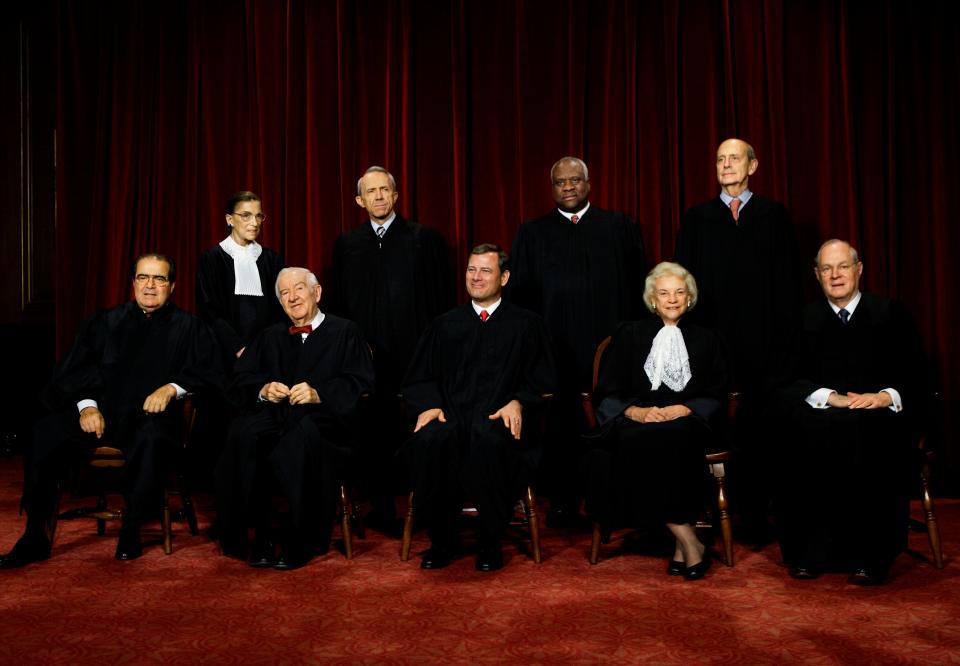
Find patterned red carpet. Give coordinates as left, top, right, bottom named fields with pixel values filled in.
left=1, top=457, right=958, bottom=665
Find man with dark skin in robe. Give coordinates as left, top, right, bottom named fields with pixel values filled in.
left=510, top=157, right=646, bottom=525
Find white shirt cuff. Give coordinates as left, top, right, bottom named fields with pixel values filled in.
left=77, top=399, right=98, bottom=414
left=170, top=383, right=187, bottom=399
left=882, top=388, right=903, bottom=412
left=805, top=388, right=834, bottom=409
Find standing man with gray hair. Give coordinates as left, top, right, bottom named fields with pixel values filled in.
left=216, top=267, right=374, bottom=570
left=328, top=166, right=453, bottom=530
left=510, top=157, right=647, bottom=526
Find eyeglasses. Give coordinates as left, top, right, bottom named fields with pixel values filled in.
left=232, top=211, right=267, bottom=223
left=134, top=274, right=170, bottom=285
left=817, top=262, right=859, bottom=276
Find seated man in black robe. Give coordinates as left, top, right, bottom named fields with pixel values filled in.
left=402, top=244, right=556, bottom=571
left=216, top=267, right=374, bottom=570
left=778, top=239, right=926, bottom=585
left=0, top=253, right=222, bottom=567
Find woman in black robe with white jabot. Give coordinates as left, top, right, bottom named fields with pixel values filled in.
left=196, top=191, right=284, bottom=367
left=586, top=261, right=727, bottom=580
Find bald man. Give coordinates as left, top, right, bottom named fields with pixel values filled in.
left=675, top=138, right=802, bottom=541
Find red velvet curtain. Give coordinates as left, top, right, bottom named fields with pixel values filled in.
left=56, top=0, right=960, bottom=477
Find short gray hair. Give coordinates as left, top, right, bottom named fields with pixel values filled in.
left=356, top=166, right=397, bottom=196
left=275, top=267, right=319, bottom=300
left=643, top=261, right=698, bottom=314
left=814, top=239, right=860, bottom=266
left=550, top=157, right=589, bottom=182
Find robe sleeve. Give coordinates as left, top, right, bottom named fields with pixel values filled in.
left=401, top=321, right=445, bottom=418
left=169, top=316, right=225, bottom=401
left=41, top=310, right=110, bottom=411
left=508, top=223, right=540, bottom=312
left=312, top=324, right=375, bottom=417
left=509, top=314, right=557, bottom=407
left=196, top=249, right=244, bottom=357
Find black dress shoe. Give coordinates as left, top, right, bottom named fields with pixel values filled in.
left=420, top=546, right=455, bottom=570
left=848, top=567, right=887, bottom=586
left=0, top=536, right=51, bottom=569
left=683, top=554, right=712, bottom=581
left=475, top=544, right=504, bottom=572
left=274, top=545, right=312, bottom=571
left=667, top=559, right=685, bottom=576
left=789, top=566, right=821, bottom=580
left=248, top=539, right=276, bottom=568
left=115, top=530, right=143, bottom=561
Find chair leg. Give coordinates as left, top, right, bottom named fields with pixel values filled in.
left=401, top=492, right=415, bottom=561
left=921, top=461, right=944, bottom=569
left=47, top=488, right=62, bottom=547
left=178, top=473, right=200, bottom=536
left=714, top=470, right=734, bottom=567
left=525, top=486, right=542, bottom=564
left=339, top=485, right=353, bottom=560
left=162, top=489, right=173, bottom=555
left=590, top=522, right=602, bottom=565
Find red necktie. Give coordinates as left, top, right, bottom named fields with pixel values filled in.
left=480, top=310, right=489, bottom=322
left=289, top=325, right=312, bottom=335
left=570, top=214, right=579, bottom=224
left=730, top=198, right=741, bottom=221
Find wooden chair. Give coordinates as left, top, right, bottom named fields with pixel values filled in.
left=580, top=336, right=734, bottom=566
left=400, top=486, right=542, bottom=563
left=56, top=399, right=200, bottom=554
left=398, top=394, right=551, bottom=565
left=909, top=434, right=944, bottom=569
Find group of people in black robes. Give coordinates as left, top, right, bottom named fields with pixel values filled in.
left=1, top=150, right=930, bottom=585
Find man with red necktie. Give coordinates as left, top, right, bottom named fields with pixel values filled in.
left=402, top=244, right=556, bottom=571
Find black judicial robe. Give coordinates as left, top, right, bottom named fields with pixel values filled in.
left=675, top=195, right=800, bottom=392
left=510, top=207, right=646, bottom=391
left=778, top=293, right=926, bottom=569
left=401, top=303, right=556, bottom=540
left=586, top=318, right=728, bottom=527
left=42, top=301, right=221, bottom=423
left=196, top=244, right=285, bottom=363
left=216, top=315, right=374, bottom=543
left=328, top=216, right=452, bottom=392
left=28, top=302, right=221, bottom=522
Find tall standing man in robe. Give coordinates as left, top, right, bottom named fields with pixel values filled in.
left=328, top=166, right=453, bottom=529
left=0, top=254, right=222, bottom=567
left=510, top=157, right=646, bottom=524
left=403, top=244, right=556, bottom=571
left=675, top=138, right=801, bottom=540
left=216, top=267, right=374, bottom=570
left=778, top=239, right=926, bottom=584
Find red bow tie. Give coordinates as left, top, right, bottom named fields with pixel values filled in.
left=289, top=325, right=312, bottom=335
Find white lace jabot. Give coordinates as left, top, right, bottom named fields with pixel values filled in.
left=643, top=325, right=692, bottom=392
left=219, top=236, right=264, bottom=296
